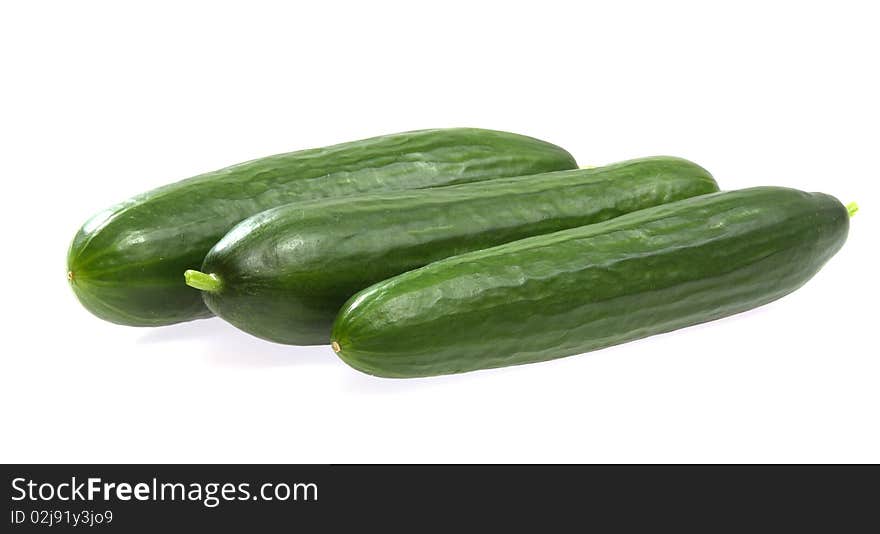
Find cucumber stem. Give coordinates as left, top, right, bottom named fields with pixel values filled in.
left=184, top=270, right=222, bottom=292
left=846, top=202, right=859, bottom=218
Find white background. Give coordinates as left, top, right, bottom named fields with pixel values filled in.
left=1, top=1, right=877, bottom=463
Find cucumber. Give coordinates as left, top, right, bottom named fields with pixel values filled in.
left=331, top=187, right=852, bottom=378
left=67, top=128, right=576, bottom=326
left=187, top=157, right=718, bottom=345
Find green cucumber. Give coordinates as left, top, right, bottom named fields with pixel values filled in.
left=67, top=128, right=576, bottom=326
left=331, top=187, right=851, bottom=378
left=187, top=157, right=718, bottom=345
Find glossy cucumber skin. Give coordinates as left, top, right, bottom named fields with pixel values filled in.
left=200, top=157, right=718, bottom=344
left=331, top=187, right=850, bottom=378
left=66, top=128, right=576, bottom=326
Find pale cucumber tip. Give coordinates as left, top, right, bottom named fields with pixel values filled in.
left=846, top=201, right=859, bottom=217
left=184, top=270, right=222, bottom=292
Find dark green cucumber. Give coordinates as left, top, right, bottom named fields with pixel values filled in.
left=67, top=128, right=576, bottom=326
left=331, top=187, right=852, bottom=378
left=187, top=157, right=718, bottom=345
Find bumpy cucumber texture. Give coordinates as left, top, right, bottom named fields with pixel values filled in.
left=331, top=187, right=851, bottom=378
left=188, top=156, right=717, bottom=344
